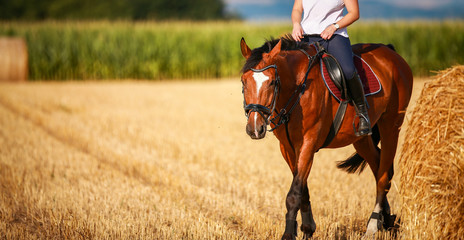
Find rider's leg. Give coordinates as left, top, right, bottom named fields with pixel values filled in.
left=327, top=35, right=372, bottom=136
left=346, top=73, right=372, bottom=136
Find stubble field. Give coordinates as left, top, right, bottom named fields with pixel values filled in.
left=0, top=78, right=426, bottom=239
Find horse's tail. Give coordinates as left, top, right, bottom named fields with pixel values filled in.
left=336, top=124, right=381, bottom=174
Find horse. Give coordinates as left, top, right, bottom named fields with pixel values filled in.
left=240, top=35, right=413, bottom=239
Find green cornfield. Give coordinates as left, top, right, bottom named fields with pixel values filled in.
left=0, top=20, right=463, bottom=80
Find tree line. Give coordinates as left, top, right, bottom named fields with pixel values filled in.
left=0, top=0, right=237, bottom=21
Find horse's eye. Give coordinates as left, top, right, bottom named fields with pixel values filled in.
left=242, top=83, right=247, bottom=93
left=268, top=80, right=278, bottom=87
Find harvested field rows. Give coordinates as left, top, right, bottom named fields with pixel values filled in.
left=0, top=79, right=425, bottom=239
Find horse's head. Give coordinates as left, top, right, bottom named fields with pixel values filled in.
left=240, top=38, right=283, bottom=139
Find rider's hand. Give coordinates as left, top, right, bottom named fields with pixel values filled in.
left=321, top=24, right=337, bottom=40
left=292, top=23, right=304, bottom=42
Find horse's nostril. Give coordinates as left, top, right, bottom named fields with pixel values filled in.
left=246, top=124, right=255, bottom=132
left=246, top=124, right=253, bottom=135
left=258, top=125, right=266, bottom=135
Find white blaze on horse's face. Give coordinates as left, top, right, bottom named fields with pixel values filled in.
left=253, top=72, right=270, bottom=95
left=245, top=71, right=271, bottom=139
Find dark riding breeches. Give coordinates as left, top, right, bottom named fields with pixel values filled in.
left=303, top=34, right=356, bottom=79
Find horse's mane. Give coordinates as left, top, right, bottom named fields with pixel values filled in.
left=241, top=34, right=310, bottom=73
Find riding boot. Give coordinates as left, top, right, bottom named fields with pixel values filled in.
left=347, top=73, right=372, bottom=136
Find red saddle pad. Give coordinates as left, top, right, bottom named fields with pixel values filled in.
left=321, top=54, right=382, bottom=102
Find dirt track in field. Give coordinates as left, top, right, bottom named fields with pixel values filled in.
left=0, top=78, right=427, bottom=239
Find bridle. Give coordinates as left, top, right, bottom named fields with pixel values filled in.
left=242, top=43, right=325, bottom=151
left=243, top=64, right=280, bottom=124
left=243, top=44, right=325, bottom=131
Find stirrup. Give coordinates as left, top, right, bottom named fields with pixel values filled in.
left=353, top=113, right=372, bottom=136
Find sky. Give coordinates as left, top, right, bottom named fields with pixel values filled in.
left=225, top=0, right=464, bottom=21
left=376, top=0, right=453, bottom=9
left=225, top=0, right=455, bottom=9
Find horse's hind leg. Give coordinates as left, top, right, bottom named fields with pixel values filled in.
left=300, top=184, right=316, bottom=239
left=352, top=135, right=380, bottom=177
left=365, top=116, right=402, bottom=236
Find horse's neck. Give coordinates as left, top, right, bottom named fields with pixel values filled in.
left=280, top=50, right=314, bottom=90
left=274, top=52, right=310, bottom=107
left=277, top=50, right=327, bottom=108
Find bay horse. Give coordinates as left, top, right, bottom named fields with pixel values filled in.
left=240, top=35, right=413, bottom=239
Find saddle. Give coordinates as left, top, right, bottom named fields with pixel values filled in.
left=318, top=50, right=382, bottom=149
left=321, top=53, right=349, bottom=101
left=321, top=53, right=382, bottom=102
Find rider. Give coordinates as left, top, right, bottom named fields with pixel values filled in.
left=291, top=0, right=372, bottom=136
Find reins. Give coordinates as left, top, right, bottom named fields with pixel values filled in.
left=268, top=48, right=314, bottom=131
left=244, top=41, right=345, bottom=153
left=269, top=44, right=325, bottom=152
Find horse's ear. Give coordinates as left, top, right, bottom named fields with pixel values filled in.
left=240, top=37, right=252, bottom=59
left=269, top=39, right=282, bottom=59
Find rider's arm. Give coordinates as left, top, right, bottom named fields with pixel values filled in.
left=337, top=0, right=360, bottom=29
left=321, top=0, right=360, bottom=40
left=291, top=0, right=304, bottom=41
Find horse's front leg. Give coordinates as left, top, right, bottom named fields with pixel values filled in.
left=300, top=184, right=316, bottom=239
left=281, top=176, right=303, bottom=240
left=282, top=148, right=315, bottom=240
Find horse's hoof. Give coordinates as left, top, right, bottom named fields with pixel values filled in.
left=382, top=214, right=397, bottom=230
left=281, top=233, right=296, bottom=240
left=364, top=212, right=382, bottom=237
left=300, top=224, right=315, bottom=239
left=282, top=219, right=297, bottom=240
left=361, top=232, right=376, bottom=240
left=302, top=232, right=313, bottom=240
left=363, top=225, right=377, bottom=238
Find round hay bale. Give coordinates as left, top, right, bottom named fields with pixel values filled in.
left=0, top=37, right=28, bottom=81
left=399, top=66, right=464, bottom=239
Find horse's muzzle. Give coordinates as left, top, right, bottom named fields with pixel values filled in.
left=246, top=112, right=267, bottom=139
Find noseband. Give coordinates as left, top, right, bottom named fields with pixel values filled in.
left=243, top=64, right=280, bottom=124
